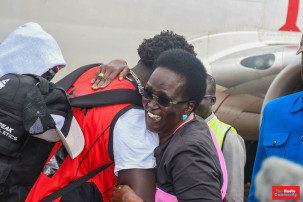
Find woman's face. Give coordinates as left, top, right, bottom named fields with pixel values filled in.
left=142, top=67, right=189, bottom=142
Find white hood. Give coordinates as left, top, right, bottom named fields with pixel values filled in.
left=0, top=22, right=66, bottom=77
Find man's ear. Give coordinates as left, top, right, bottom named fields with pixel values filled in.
left=210, top=96, right=217, bottom=106
left=185, top=101, right=196, bottom=115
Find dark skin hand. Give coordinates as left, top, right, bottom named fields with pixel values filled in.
left=111, top=185, right=144, bottom=202
left=91, top=59, right=130, bottom=89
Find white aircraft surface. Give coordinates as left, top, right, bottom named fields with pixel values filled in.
left=1, top=0, right=303, bottom=191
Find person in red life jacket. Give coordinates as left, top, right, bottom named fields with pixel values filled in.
left=111, top=49, right=224, bottom=201
left=196, top=74, right=246, bottom=202
left=26, top=31, right=198, bottom=202
left=94, top=37, right=234, bottom=202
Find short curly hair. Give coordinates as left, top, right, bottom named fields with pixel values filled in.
left=153, top=49, right=206, bottom=112
left=137, top=30, right=196, bottom=67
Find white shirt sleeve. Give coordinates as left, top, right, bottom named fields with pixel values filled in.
left=113, top=108, right=159, bottom=175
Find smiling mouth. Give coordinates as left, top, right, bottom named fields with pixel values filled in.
left=148, top=111, right=161, bottom=121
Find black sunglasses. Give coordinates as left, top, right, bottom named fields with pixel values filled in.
left=143, top=88, right=189, bottom=107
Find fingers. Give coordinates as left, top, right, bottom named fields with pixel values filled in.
left=100, top=65, right=130, bottom=88
left=91, top=65, right=102, bottom=84
left=114, top=185, right=123, bottom=190
left=110, top=186, right=123, bottom=202
left=113, top=185, right=125, bottom=191
left=92, top=65, right=108, bottom=89
left=119, top=66, right=130, bottom=81
left=99, top=66, right=115, bottom=88
left=91, top=60, right=130, bottom=90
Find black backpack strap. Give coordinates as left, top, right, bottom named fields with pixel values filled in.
left=23, top=74, right=50, bottom=94
left=56, top=63, right=142, bottom=107
left=56, top=63, right=102, bottom=91
left=35, top=76, right=49, bottom=95
left=38, top=162, right=113, bottom=202
left=71, top=89, right=142, bottom=107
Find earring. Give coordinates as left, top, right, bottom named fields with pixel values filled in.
left=183, top=114, right=187, bottom=121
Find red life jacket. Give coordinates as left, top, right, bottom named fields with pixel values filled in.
left=26, top=65, right=142, bottom=202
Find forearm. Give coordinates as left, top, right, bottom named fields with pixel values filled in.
left=118, top=168, right=156, bottom=202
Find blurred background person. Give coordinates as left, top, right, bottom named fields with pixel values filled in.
left=196, top=74, right=246, bottom=202
left=248, top=34, right=303, bottom=202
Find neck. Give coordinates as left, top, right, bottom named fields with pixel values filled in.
left=159, top=134, right=174, bottom=144
left=205, top=111, right=212, bottom=119
left=159, top=124, right=182, bottom=144
left=159, top=114, right=194, bottom=144
left=132, top=61, right=153, bottom=86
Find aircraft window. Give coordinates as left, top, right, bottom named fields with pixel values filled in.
left=240, top=54, right=275, bottom=70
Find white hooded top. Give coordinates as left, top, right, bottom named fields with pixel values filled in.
left=0, top=22, right=66, bottom=76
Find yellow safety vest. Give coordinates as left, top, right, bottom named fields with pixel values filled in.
left=208, top=115, right=237, bottom=149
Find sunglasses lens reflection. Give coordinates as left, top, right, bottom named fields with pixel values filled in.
left=143, top=89, right=170, bottom=107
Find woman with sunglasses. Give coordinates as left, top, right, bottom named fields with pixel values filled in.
left=111, top=49, right=224, bottom=202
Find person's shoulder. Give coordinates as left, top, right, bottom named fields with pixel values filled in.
left=115, top=108, right=147, bottom=132
left=226, top=129, right=242, bottom=140
left=182, top=116, right=210, bottom=140
left=176, top=117, right=214, bottom=152
left=118, top=108, right=144, bottom=120
left=194, top=114, right=208, bottom=123
left=263, top=92, right=302, bottom=117
left=267, top=91, right=302, bottom=107
left=224, top=130, right=245, bottom=152
left=187, top=115, right=209, bottom=132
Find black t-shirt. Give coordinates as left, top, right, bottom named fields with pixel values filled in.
left=155, top=115, right=223, bottom=202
